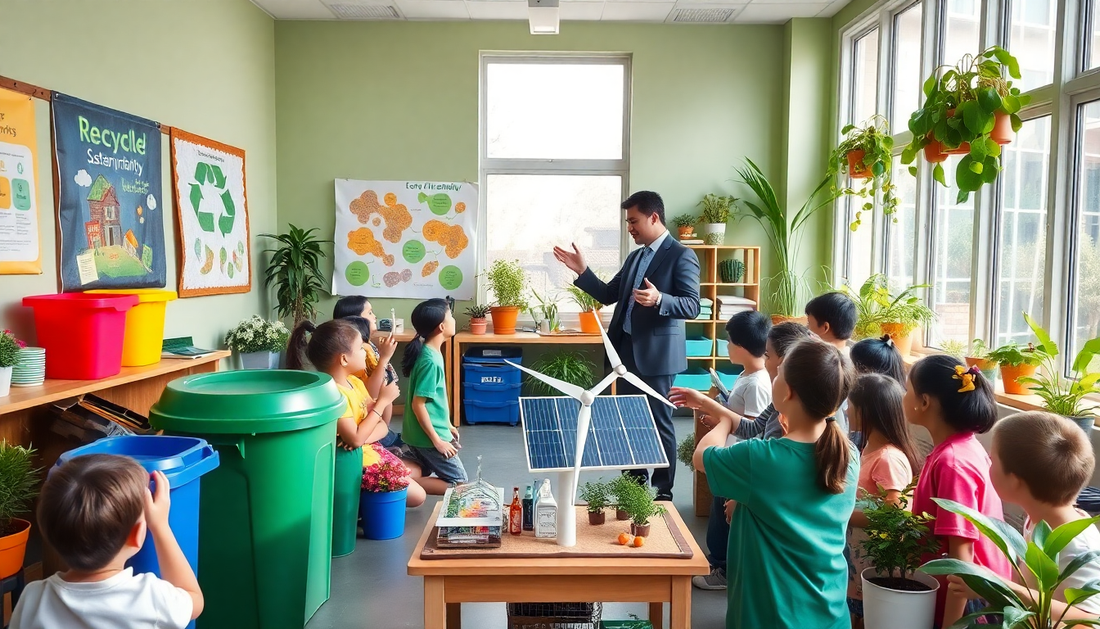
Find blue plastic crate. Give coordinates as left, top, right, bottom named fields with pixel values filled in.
left=716, top=363, right=744, bottom=389
left=673, top=366, right=710, bottom=390
left=464, top=398, right=520, bottom=425
left=685, top=336, right=713, bottom=357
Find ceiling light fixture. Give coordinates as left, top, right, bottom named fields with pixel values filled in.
left=528, top=0, right=559, bottom=35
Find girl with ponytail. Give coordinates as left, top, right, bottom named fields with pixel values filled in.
left=684, top=337, right=858, bottom=629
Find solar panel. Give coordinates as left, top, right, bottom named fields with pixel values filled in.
left=520, top=395, right=669, bottom=472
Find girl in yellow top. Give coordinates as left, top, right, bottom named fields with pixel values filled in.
left=333, top=296, right=402, bottom=449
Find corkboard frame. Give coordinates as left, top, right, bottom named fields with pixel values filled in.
left=169, top=128, right=252, bottom=298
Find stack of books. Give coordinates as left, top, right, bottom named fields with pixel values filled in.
left=161, top=337, right=218, bottom=359
left=717, top=295, right=758, bottom=321
left=696, top=298, right=714, bottom=320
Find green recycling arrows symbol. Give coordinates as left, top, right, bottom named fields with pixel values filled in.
left=188, top=162, right=236, bottom=236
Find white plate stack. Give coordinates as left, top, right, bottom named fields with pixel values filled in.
left=12, top=347, right=45, bottom=387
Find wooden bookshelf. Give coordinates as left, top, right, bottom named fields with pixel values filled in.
left=684, top=245, right=762, bottom=379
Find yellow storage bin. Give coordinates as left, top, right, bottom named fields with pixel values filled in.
left=87, top=289, right=177, bottom=366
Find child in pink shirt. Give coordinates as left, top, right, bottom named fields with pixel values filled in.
left=905, top=355, right=1013, bottom=628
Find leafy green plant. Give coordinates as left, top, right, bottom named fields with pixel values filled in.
left=828, top=116, right=898, bottom=230
left=901, top=46, right=1032, bottom=204
left=968, top=338, right=991, bottom=359
left=566, top=285, right=602, bottom=313
left=464, top=304, right=491, bottom=319
left=0, top=331, right=23, bottom=369
left=841, top=274, right=936, bottom=338
left=260, top=225, right=330, bottom=326
left=225, top=316, right=291, bottom=354
left=579, top=480, right=610, bottom=513
left=697, top=194, right=738, bottom=224
left=940, top=339, right=966, bottom=359
left=0, top=443, right=41, bottom=535
left=485, top=259, right=529, bottom=310
left=527, top=351, right=595, bottom=396
left=987, top=341, right=1047, bottom=368
left=677, top=434, right=695, bottom=471
left=607, top=475, right=636, bottom=511
left=1017, top=312, right=1100, bottom=418
left=921, top=497, right=1100, bottom=629
left=672, top=214, right=696, bottom=229
left=531, top=291, right=561, bottom=332
left=735, top=159, right=839, bottom=317
left=615, top=480, right=667, bottom=526
left=861, top=483, right=940, bottom=583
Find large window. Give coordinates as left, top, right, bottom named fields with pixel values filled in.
left=1073, top=100, right=1100, bottom=359
left=892, top=3, right=925, bottom=130
left=931, top=156, right=976, bottom=344
left=1089, top=0, right=1100, bottom=70
left=843, top=28, right=882, bottom=287
left=887, top=155, right=917, bottom=285
left=481, top=56, right=630, bottom=312
left=1009, top=0, right=1056, bottom=91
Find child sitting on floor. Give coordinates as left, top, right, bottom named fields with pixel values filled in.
left=333, top=296, right=403, bottom=449
left=805, top=291, right=858, bottom=435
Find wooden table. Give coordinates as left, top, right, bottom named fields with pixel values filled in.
left=407, top=503, right=708, bottom=629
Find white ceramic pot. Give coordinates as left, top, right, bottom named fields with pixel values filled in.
left=0, top=366, right=11, bottom=397
left=240, top=351, right=278, bottom=370
left=703, top=223, right=726, bottom=245
left=861, top=568, right=939, bottom=629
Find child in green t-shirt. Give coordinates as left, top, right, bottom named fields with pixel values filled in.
left=401, top=298, right=465, bottom=495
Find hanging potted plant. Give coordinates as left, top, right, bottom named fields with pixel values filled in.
left=260, top=225, right=330, bottom=327
left=859, top=488, right=941, bottom=629
left=842, top=274, right=934, bottom=356
left=697, top=194, right=738, bottom=245
left=1017, top=312, right=1100, bottom=434
left=987, top=340, right=1047, bottom=395
left=566, top=285, right=603, bottom=335
left=528, top=351, right=595, bottom=396
left=964, top=338, right=998, bottom=381
left=828, top=116, right=899, bottom=231
left=672, top=214, right=696, bottom=241
left=901, top=46, right=1031, bottom=204
left=616, top=479, right=666, bottom=538
left=359, top=455, right=411, bottom=540
left=0, top=442, right=41, bottom=579
left=579, top=480, right=610, bottom=525
left=484, top=259, right=529, bottom=335
left=225, top=315, right=290, bottom=369
left=0, top=331, right=24, bottom=398
left=465, top=305, right=491, bottom=335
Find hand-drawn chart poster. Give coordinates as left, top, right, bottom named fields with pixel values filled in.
left=0, top=88, right=42, bottom=274
left=333, top=179, right=477, bottom=300
left=170, top=129, right=251, bottom=298
left=52, top=93, right=165, bottom=291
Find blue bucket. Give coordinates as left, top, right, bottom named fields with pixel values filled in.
left=359, top=488, right=407, bottom=540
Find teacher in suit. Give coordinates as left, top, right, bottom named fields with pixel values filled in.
left=553, top=191, right=701, bottom=500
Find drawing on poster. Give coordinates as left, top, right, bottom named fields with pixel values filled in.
left=0, top=88, right=42, bottom=275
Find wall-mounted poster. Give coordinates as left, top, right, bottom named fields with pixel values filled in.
left=51, top=93, right=165, bottom=291
left=170, top=129, right=251, bottom=297
left=333, top=179, right=477, bottom=300
left=0, top=88, right=42, bottom=274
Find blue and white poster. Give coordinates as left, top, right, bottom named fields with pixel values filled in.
left=52, top=93, right=165, bottom=291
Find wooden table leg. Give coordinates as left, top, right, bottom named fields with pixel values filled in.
left=446, top=602, right=461, bottom=629
left=670, top=576, right=691, bottom=628
left=649, top=602, right=664, bottom=629
left=424, top=576, right=446, bottom=629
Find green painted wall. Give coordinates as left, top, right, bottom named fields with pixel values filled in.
left=0, top=0, right=277, bottom=350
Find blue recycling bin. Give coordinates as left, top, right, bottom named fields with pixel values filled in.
left=463, top=347, right=522, bottom=425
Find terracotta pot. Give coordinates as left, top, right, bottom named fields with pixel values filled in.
left=630, top=522, right=651, bottom=538
left=879, top=323, right=913, bottom=358
left=991, top=111, right=1014, bottom=145
left=847, top=149, right=871, bottom=179
left=616, top=508, right=630, bottom=521
left=0, top=519, right=30, bottom=580
left=770, top=315, right=808, bottom=326
left=965, top=356, right=998, bottom=381
left=489, top=306, right=520, bottom=335
left=469, top=318, right=488, bottom=335
left=942, top=142, right=971, bottom=155
left=588, top=510, right=606, bottom=525
left=578, top=310, right=602, bottom=335
left=923, top=140, right=949, bottom=164
left=678, top=226, right=694, bottom=239
left=1000, top=363, right=1038, bottom=395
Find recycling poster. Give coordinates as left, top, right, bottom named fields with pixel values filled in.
left=333, top=179, right=477, bottom=300
left=0, top=88, right=41, bottom=274
left=51, top=93, right=165, bottom=291
left=170, top=129, right=250, bottom=297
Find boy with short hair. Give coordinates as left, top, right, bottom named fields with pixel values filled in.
left=11, top=454, right=203, bottom=629
left=805, top=291, right=857, bottom=434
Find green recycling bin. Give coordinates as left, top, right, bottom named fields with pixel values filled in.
left=149, top=370, right=345, bottom=629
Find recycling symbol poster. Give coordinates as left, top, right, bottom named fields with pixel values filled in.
left=170, top=129, right=251, bottom=297
left=52, top=93, right=166, bottom=291
left=333, top=179, right=476, bottom=300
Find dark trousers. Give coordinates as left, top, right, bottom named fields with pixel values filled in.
left=618, top=333, right=677, bottom=498
left=706, top=495, right=729, bottom=573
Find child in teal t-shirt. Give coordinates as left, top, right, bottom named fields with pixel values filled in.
left=401, top=298, right=465, bottom=495
left=677, top=337, right=858, bottom=629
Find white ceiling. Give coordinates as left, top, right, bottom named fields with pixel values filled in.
left=250, top=0, right=850, bottom=25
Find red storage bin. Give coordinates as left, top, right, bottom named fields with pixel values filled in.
left=23, top=293, right=139, bottom=380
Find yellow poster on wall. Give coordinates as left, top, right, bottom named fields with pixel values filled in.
left=0, top=88, right=41, bottom=274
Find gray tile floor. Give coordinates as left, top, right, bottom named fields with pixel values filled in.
left=306, top=414, right=727, bottom=629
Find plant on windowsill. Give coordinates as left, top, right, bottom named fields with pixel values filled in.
left=841, top=274, right=935, bottom=356
left=527, top=351, right=594, bottom=397
left=1017, top=312, right=1100, bottom=434
left=964, top=338, right=998, bottom=381
left=698, top=194, right=738, bottom=245
left=828, top=115, right=898, bottom=231
left=987, top=339, right=1048, bottom=396
left=672, top=214, right=697, bottom=240
left=939, top=339, right=966, bottom=360
left=464, top=304, right=491, bottom=336
left=901, top=46, right=1031, bottom=204
left=566, top=285, right=604, bottom=335
left=579, top=479, right=611, bottom=525
left=615, top=480, right=666, bottom=538
left=484, top=259, right=529, bottom=335
left=531, top=291, right=561, bottom=334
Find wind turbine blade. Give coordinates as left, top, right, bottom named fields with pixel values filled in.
left=596, top=317, right=622, bottom=368
left=623, top=372, right=677, bottom=409
left=588, top=371, right=618, bottom=397
left=572, top=404, right=592, bottom=504
left=505, top=360, right=586, bottom=400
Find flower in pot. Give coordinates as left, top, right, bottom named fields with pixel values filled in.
left=841, top=274, right=935, bottom=355
left=987, top=340, right=1047, bottom=395
left=672, top=214, right=696, bottom=240
left=359, top=456, right=411, bottom=540
left=485, top=259, right=529, bottom=335
left=964, top=338, right=998, bottom=381
left=0, top=442, right=41, bottom=579
left=225, top=315, right=290, bottom=369
left=697, top=194, right=738, bottom=245
left=828, top=116, right=899, bottom=232
left=901, top=46, right=1031, bottom=204
left=0, top=331, right=24, bottom=398
left=616, top=480, right=666, bottom=538
left=527, top=351, right=595, bottom=396
left=579, top=480, right=610, bottom=525
left=260, top=224, right=331, bottom=327
left=607, top=475, right=636, bottom=521
left=531, top=291, right=561, bottom=334
left=465, top=305, right=491, bottom=335
left=1017, top=312, right=1100, bottom=434
left=566, top=285, right=603, bottom=335
left=859, top=488, right=941, bottom=629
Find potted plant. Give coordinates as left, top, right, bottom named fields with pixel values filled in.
left=527, top=351, right=595, bottom=396
left=735, top=159, right=839, bottom=322
left=859, top=488, right=941, bottom=629
left=672, top=214, right=696, bottom=240
left=579, top=480, right=610, bottom=525
left=697, top=194, right=738, bottom=245
left=616, top=480, right=666, bottom=538
left=226, top=315, right=290, bottom=369
left=842, top=274, right=935, bottom=356
left=260, top=225, right=330, bottom=327
left=566, top=285, right=603, bottom=335
left=608, top=475, right=635, bottom=521
left=531, top=291, right=561, bottom=334
left=1018, top=312, right=1100, bottom=434
left=828, top=116, right=898, bottom=231
left=987, top=340, right=1047, bottom=395
left=922, top=497, right=1100, bottom=629
left=0, top=442, right=41, bottom=579
left=359, top=456, right=411, bottom=540
left=485, top=259, right=529, bottom=335
left=901, top=46, right=1031, bottom=204
left=940, top=339, right=966, bottom=360
left=0, top=330, right=23, bottom=398
left=965, top=338, right=998, bottom=381
left=677, top=434, right=696, bottom=472
left=465, top=305, right=491, bottom=335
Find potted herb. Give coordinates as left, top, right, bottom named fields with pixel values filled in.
left=842, top=274, right=935, bottom=356
left=608, top=475, right=635, bottom=521
left=566, top=285, right=603, bottom=335
left=940, top=339, right=966, bottom=360
left=616, top=480, right=667, bottom=538
left=987, top=340, right=1047, bottom=395
left=677, top=434, right=696, bottom=472
left=0, top=442, right=40, bottom=579
left=579, top=480, right=610, bottom=525
left=901, top=46, right=1031, bottom=204
left=1018, top=312, right=1100, bottom=434
left=697, top=194, right=738, bottom=245
left=922, top=498, right=1100, bottom=629
left=528, top=351, right=594, bottom=396
left=859, top=488, right=941, bottom=629
left=672, top=214, right=696, bottom=240
left=260, top=225, right=330, bottom=327
left=736, top=160, right=839, bottom=322
left=828, top=116, right=898, bottom=231
left=485, top=259, right=529, bottom=335
left=531, top=291, right=561, bottom=334
left=465, top=305, right=491, bottom=335
left=359, top=456, right=411, bottom=540
left=0, top=330, right=24, bottom=398
left=965, top=338, right=998, bottom=381
left=225, top=315, right=290, bottom=369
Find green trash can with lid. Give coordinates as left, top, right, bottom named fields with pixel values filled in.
left=149, top=369, right=345, bottom=629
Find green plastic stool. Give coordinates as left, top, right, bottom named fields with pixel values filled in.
left=150, top=370, right=345, bottom=629
left=332, top=446, right=363, bottom=557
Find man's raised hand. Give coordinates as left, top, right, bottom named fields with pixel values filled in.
left=552, top=243, right=587, bottom=276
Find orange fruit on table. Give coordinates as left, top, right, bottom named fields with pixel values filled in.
left=617, top=532, right=632, bottom=546
left=633, top=536, right=646, bottom=548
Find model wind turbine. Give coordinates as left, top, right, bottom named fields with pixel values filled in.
left=506, top=317, right=675, bottom=547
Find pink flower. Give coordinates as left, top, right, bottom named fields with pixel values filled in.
left=361, top=458, right=411, bottom=492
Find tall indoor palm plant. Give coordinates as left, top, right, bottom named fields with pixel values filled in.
left=260, top=225, right=330, bottom=326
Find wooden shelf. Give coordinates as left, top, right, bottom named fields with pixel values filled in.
left=685, top=244, right=758, bottom=250
left=700, top=282, right=756, bottom=287
left=687, top=355, right=717, bottom=360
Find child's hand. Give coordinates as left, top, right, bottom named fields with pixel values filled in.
left=144, top=470, right=172, bottom=534
left=376, top=335, right=398, bottom=362
left=434, top=438, right=458, bottom=459
left=378, top=384, right=400, bottom=406
left=450, top=426, right=461, bottom=449
left=724, top=499, right=736, bottom=523
left=946, top=575, right=978, bottom=601
left=668, top=387, right=704, bottom=409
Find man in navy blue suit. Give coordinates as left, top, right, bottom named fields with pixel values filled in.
left=553, top=191, right=701, bottom=500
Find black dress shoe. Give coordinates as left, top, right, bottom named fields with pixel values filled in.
left=656, top=493, right=673, bottom=502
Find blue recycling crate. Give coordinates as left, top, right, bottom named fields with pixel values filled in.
left=463, top=347, right=522, bottom=425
